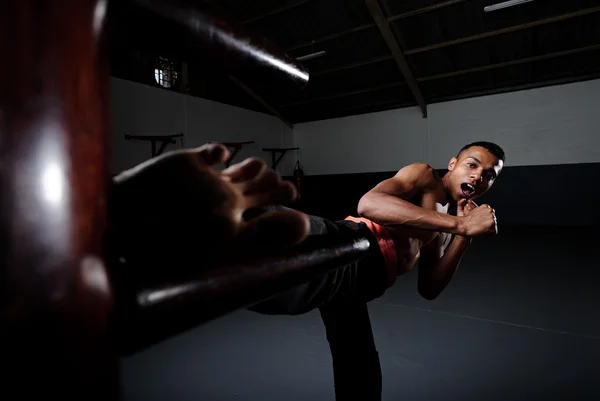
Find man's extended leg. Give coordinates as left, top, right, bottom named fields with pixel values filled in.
left=249, top=205, right=386, bottom=401
left=247, top=206, right=358, bottom=315
left=320, top=300, right=381, bottom=401
left=318, top=221, right=386, bottom=401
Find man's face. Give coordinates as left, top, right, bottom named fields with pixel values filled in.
left=446, top=146, right=503, bottom=201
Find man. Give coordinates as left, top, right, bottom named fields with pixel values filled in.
left=248, top=141, right=504, bottom=400
left=111, top=140, right=503, bottom=400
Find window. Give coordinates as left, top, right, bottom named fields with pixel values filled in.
left=154, top=56, right=178, bottom=88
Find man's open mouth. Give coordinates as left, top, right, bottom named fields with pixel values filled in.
left=461, top=183, right=475, bottom=198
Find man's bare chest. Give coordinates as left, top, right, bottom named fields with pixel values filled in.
left=412, top=188, right=452, bottom=245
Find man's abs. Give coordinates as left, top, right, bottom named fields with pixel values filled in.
left=390, top=187, right=451, bottom=273
left=352, top=199, right=451, bottom=275
left=386, top=227, right=432, bottom=274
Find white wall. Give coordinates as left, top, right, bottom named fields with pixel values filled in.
left=110, top=77, right=295, bottom=175
left=427, top=79, right=600, bottom=169
left=294, top=107, right=428, bottom=175
left=295, top=78, right=600, bottom=175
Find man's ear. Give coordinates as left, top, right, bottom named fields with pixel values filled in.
left=448, top=157, right=458, bottom=171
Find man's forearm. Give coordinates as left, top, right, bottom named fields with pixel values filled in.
left=429, top=235, right=471, bottom=293
left=358, top=193, right=463, bottom=235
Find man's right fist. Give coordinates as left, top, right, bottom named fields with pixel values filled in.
left=459, top=203, right=498, bottom=237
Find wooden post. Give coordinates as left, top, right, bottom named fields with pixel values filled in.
left=0, top=1, right=119, bottom=398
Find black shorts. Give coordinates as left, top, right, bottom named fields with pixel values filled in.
left=249, top=206, right=388, bottom=316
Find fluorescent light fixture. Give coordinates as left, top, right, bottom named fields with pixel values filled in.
left=296, top=50, right=327, bottom=61
left=484, top=0, right=534, bottom=12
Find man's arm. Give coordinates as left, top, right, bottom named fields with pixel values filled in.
left=417, top=234, right=471, bottom=300
left=357, top=163, right=464, bottom=235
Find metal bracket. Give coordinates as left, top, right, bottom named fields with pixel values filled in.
left=125, top=133, right=184, bottom=157
left=262, top=147, right=299, bottom=169
left=217, top=141, right=256, bottom=167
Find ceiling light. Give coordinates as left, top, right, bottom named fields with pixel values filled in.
left=484, top=0, right=534, bottom=12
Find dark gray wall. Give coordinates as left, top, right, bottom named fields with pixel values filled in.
left=468, top=162, right=600, bottom=227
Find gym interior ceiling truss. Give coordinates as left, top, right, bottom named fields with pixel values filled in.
left=110, top=0, right=600, bottom=125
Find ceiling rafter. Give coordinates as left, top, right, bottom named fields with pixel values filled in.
left=242, top=0, right=310, bottom=24
left=365, top=0, right=427, bottom=117
left=312, top=55, right=393, bottom=77
left=284, top=2, right=597, bottom=67
left=404, top=6, right=600, bottom=55
left=287, top=0, right=466, bottom=52
left=136, top=0, right=600, bottom=124
left=278, top=43, right=600, bottom=108
left=227, top=75, right=294, bottom=128
left=417, top=43, right=600, bottom=82
left=387, top=0, right=469, bottom=22
left=287, top=24, right=374, bottom=51
left=304, top=6, right=600, bottom=79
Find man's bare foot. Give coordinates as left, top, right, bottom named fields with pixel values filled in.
left=110, top=144, right=310, bottom=274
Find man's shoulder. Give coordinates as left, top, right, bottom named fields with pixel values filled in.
left=395, top=163, right=441, bottom=187
left=399, top=162, right=437, bottom=173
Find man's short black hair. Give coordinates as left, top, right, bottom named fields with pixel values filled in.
left=458, top=141, right=505, bottom=162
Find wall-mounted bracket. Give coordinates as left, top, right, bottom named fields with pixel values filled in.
left=262, top=147, right=299, bottom=169
left=125, top=133, right=184, bottom=157
left=217, top=141, right=256, bottom=167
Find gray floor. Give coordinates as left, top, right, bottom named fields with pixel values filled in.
left=122, top=226, right=600, bottom=401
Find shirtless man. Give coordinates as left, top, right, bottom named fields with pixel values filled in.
left=249, top=141, right=505, bottom=401
left=111, top=140, right=503, bottom=401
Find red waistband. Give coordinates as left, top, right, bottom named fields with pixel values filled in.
left=344, top=216, right=397, bottom=288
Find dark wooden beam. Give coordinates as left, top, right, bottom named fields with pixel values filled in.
left=365, top=0, right=427, bottom=117
left=122, top=0, right=310, bottom=88
left=2, top=0, right=118, bottom=398
left=243, top=0, right=310, bottom=24
left=405, top=6, right=600, bottom=55
left=228, top=75, right=294, bottom=129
